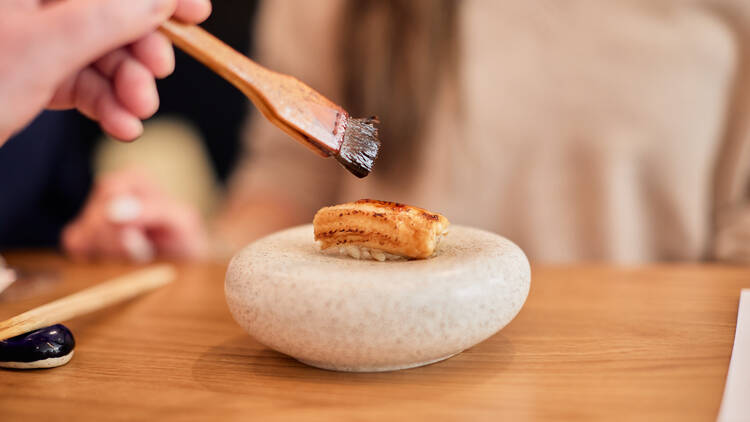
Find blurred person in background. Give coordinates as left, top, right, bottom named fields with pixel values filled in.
left=0, top=0, right=256, bottom=258
left=62, top=0, right=750, bottom=264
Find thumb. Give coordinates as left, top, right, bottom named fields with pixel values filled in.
left=36, top=0, right=177, bottom=80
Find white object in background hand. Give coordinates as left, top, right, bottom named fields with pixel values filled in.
left=108, top=195, right=155, bottom=263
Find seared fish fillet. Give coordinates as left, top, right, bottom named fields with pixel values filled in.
left=313, top=199, right=450, bottom=260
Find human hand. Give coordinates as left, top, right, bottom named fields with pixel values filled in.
left=62, top=169, right=208, bottom=262
left=0, top=0, right=211, bottom=145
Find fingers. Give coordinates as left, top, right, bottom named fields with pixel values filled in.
left=98, top=34, right=175, bottom=81
left=108, top=196, right=156, bottom=262
left=50, top=55, right=157, bottom=139
left=120, top=227, right=156, bottom=263
left=130, top=198, right=208, bottom=259
left=34, top=0, right=210, bottom=79
left=115, top=59, right=160, bottom=119
left=62, top=171, right=207, bottom=262
left=63, top=192, right=156, bottom=262
left=40, top=0, right=171, bottom=140
left=0, top=0, right=38, bottom=12
left=95, top=49, right=161, bottom=119
left=62, top=205, right=133, bottom=262
left=95, top=169, right=166, bottom=199
left=36, top=0, right=179, bottom=81
left=174, top=0, right=212, bottom=24
left=72, top=67, right=144, bottom=141
left=52, top=46, right=163, bottom=138
left=61, top=222, right=92, bottom=262
left=0, top=0, right=211, bottom=144
left=131, top=32, right=175, bottom=79
left=34, top=0, right=210, bottom=141
left=63, top=182, right=144, bottom=262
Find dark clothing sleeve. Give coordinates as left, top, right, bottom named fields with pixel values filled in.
left=0, top=111, right=95, bottom=249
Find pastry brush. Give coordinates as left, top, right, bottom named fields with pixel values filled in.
left=159, top=20, right=380, bottom=178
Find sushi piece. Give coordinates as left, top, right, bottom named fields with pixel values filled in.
left=0, top=324, right=75, bottom=369
left=313, top=199, right=450, bottom=261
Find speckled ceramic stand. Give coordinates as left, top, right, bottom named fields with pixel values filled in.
left=225, top=225, right=530, bottom=372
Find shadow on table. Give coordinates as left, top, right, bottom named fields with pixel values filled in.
left=191, top=333, right=515, bottom=404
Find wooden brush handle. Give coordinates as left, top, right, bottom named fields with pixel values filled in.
left=159, top=20, right=346, bottom=157
left=0, top=265, right=175, bottom=341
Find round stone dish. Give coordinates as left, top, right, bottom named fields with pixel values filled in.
left=225, top=224, right=530, bottom=372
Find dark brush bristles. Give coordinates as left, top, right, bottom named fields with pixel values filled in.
left=336, top=116, right=381, bottom=178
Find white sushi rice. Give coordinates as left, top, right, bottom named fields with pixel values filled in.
left=317, top=230, right=448, bottom=262
left=338, top=245, right=406, bottom=262
left=317, top=243, right=404, bottom=261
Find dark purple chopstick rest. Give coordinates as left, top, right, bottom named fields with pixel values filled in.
left=0, top=324, right=75, bottom=369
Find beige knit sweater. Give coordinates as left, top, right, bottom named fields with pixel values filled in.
left=226, top=0, right=750, bottom=263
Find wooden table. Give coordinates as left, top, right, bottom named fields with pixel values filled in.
left=0, top=253, right=746, bottom=421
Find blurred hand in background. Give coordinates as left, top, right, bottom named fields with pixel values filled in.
left=61, top=169, right=208, bottom=262
left=0, top=0, right=211, bottom=144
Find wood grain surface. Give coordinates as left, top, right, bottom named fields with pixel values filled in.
left=0, top=253, right=746, bottom=421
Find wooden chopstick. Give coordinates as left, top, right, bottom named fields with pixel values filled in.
left=158, top=20, right=342, bottom=157
left=0, top=265, right=176, bottom=342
